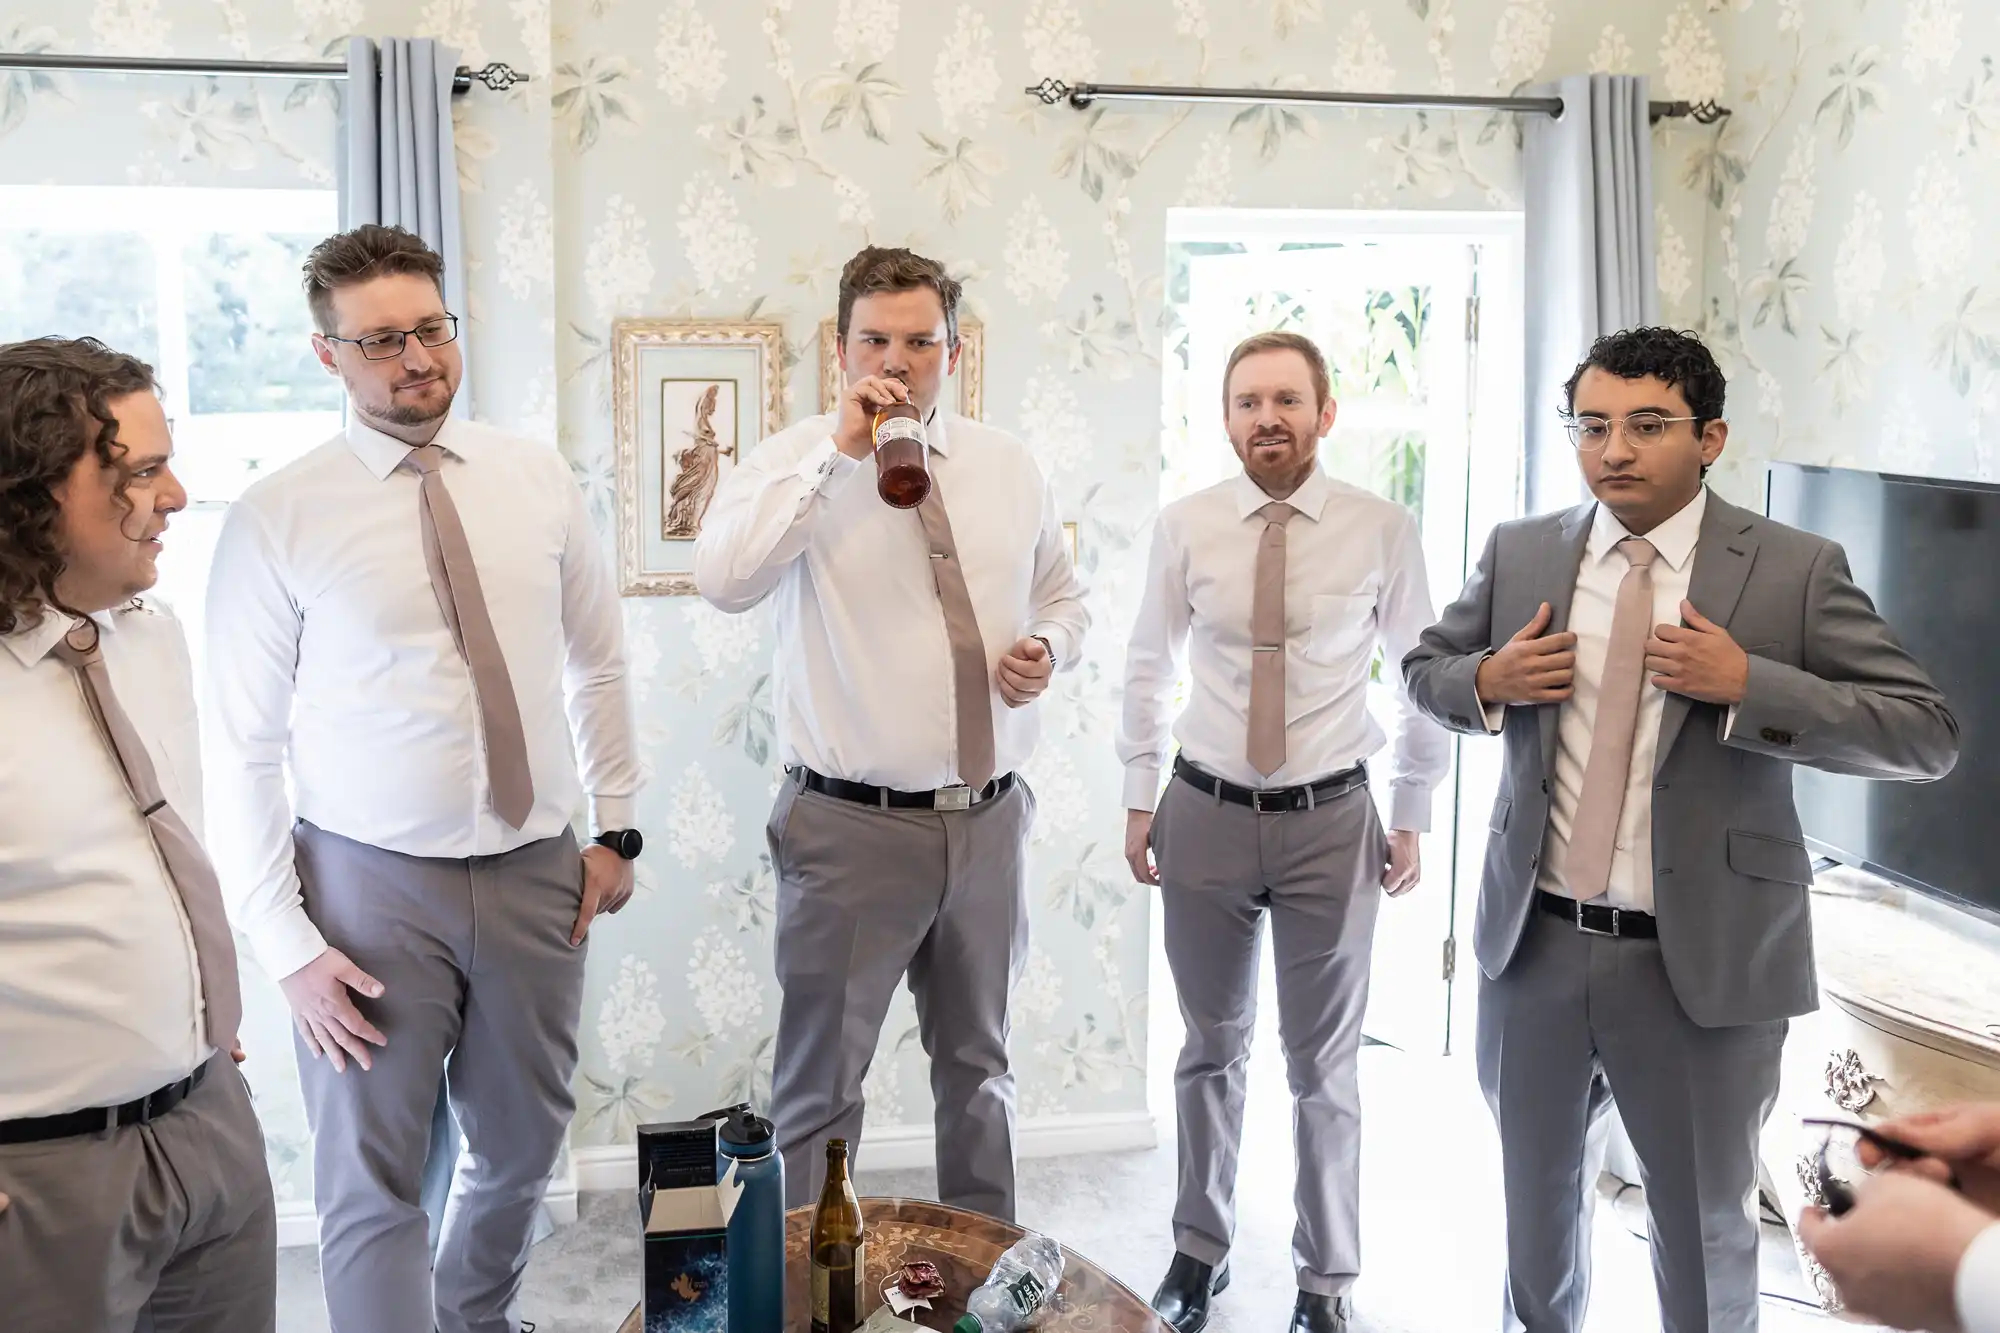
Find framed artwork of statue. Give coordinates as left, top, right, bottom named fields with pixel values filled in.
left=817, top=315, right=983, bottom=420
left=611, top=320, right=785, bottom=595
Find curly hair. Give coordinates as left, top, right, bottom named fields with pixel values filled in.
left=1563, top=326, right=1729, bottom=427
left=0, top=337, right=160, bottom=635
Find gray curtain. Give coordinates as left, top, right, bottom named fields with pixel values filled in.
left=1521, top=73, right=1659, bottom=516
left=1522, top=74, right=1658, bottom=1194
left=338, top=36, right=473, bottom=416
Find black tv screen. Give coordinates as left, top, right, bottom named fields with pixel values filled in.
left=1765, top=463, right=1995, bottom=920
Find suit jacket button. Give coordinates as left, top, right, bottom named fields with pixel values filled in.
left=1760, top=728, right=1782, bottom=743
left=1541, top=779, right=1550, bottom=794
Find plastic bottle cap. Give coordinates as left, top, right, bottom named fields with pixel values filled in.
left=952, top=1317, right=982, bottom=1333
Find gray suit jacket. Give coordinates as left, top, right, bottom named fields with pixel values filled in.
left=1402, top=491, right=1958, bottom=1027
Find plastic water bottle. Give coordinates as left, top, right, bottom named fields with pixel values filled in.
left=700, top=1104, right=786, bottom=1333
left=951, top=1234, right=1065, bottom=1333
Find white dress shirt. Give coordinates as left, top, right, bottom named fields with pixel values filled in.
left=1486, top=489, right=1713, bottom=913
left=203, top=416, right=642, bottom=981
left=0, top=602, right=212, bottom=1119
left=693, top=411, right=1088, bottom=790
left=1117, top=468, right=1451, bottom=832
left=1961, top=1222, right=2000, bottom=1333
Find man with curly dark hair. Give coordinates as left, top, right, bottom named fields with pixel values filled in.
left=1406, top=326, right=1959, bottom=1333
left=0, top=336, right=276, bottom=1332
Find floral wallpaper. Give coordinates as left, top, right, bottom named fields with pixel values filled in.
left=3, top=0, right=1742, bottom=1198
left=1692, top=0, right=2000, bottom=505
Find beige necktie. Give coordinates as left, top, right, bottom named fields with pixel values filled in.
left=1562, top=537, right=1659, bottom=901
left=404, top=444, right=536, bottom=829
left=916, top=488, right=997, bottom=791
left=1246, top=501, right=1295, bottom=778
left=54, top=621, right=243, bottom=1050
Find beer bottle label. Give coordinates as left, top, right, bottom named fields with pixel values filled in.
left=873, top=415, right=925, bottom=448
left=812, top=1259, right=830, bottom=1329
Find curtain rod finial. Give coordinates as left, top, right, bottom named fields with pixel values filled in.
left=1025, top=76, right=1092, bottom=108
left=453, top=61, right=529, bottom=95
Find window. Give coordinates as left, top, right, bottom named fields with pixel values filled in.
left=0, top=184, right=341, bottom=666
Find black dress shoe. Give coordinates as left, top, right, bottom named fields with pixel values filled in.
left=1150, top=1252, right=1232, bottom=1333
left=1289, top=1291, right=1352, bottom=1333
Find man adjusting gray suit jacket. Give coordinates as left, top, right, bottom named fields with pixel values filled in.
left=1403, top=326, right=1957, bottom=1333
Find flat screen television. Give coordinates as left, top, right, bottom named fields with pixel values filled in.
left=1765, top=463, right=1997, bottom=921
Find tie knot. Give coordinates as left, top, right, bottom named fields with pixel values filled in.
left=1257, top=501, right=1295, bottom=528
left=1619, top=537, right=1658, bottom=568
left=50, top=618, right=102, bottom=668
left=403, top=444, right=444, bottom=475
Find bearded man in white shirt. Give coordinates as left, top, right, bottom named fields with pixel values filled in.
left=0, top=336, right=275, bottom=1332
left=202, top=225, right=645, bottom=1333
left=695, top=247, right=1088, bottom=1219
left=1118, top=331, right=1450, bottom=1333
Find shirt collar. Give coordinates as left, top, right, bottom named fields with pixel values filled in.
left=2, top=603, right=122, bottom=668
left=1233, top=466, right=1331, bottom=523
left=344, top=414, right=466, bottom=481
left=1588, top=487, right=1708, bottom=573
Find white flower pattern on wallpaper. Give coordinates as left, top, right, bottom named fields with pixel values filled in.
left=1490, top=0, right=1553, bottom=87
left=143, top=86, right=260, bottom=171
left=1002, top=195, right=1069, bottom=305
left=1659, top=4, right=1726, bottom=104
left=496, top=179, right=555, bottom=300
left=1833, top=192, right=1886, bottom=327
left=1013, top=947, right=1065, bottom=1028
left=598, top=955, right=669, bottom=1074
left=416, top=0, right=487, bottom=70
left=657, top=0, right=728, bottom=105
left=585, top=194, right=656, bottom=319
left=1022, top=0, right=1098, bottom=83
left=1655, top=207, right=1692, bottom=309
left=919, top=133, right=1002, bottom=222
left=1173, top=0, right=1207, bottom=42
left=91, top=0, right=172, bottom=57
left=1901, top=0, right=1962, bottom=85
left=1329, top=13, right=1396, bottom=94
left=511, top=0, right=552, bottom=79
left=1271, top=0, right=1323, bottom=40
left=0, top=23, right=72, bottom=138
left=933, top=5, right=999, bottom=133
left=834, top=0, right=900, bottom=63
left=1762, top=122, right=1816, bottom=263
left=553, top=56, right=644, bottom=151
left=1907, top=152, right=1972, bottom=288
left=677, top=173, right=758, bottom=293
left=1016, top=371, right=1089, bottom=477
left=688, top=929, right=766, bottom=1034
left=668, top=762, right=735, bottom=868
left=1590, top=25, right=1634, bottom=75
left=1178, top=131, right=1234, bottom=207
left=684, top=599, right=767, bottom=674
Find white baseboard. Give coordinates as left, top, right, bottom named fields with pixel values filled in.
left=275, top=1164, right=581, bottom=1249
left=571, top=1109, right=1158, bottom=1194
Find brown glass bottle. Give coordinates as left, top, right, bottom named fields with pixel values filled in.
left=872, top=395, right=931, bottom=509
left=810, top=1139, right=866, bottom=1333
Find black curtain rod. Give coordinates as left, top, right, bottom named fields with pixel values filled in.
left=0, top=52, right=529, bottom=95
left=1027, top=78, right=1729, bottom=124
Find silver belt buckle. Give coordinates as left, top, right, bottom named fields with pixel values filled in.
left=935, top=785, right=973, bottom=812
left=1252, top=789, right=1283, bottom=814
left=1574, top=901, right=1620, bottom=938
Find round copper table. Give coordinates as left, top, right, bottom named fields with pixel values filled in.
left=618, top=1197, right=1165, bottom=1333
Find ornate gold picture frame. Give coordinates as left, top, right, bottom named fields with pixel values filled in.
left=817, top=316, right=984, bottom=420
left=612, top=319, right=786, bottom=595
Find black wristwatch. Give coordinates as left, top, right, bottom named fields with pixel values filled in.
left=594, top=829, right=644, bottom=860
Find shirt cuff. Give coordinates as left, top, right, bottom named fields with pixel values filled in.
left=249, top=906, right=330, bottom=983
left=1123, top=761, right=1165, bottom=813
left=1389, top=784, right=1433, bottom=834
left=1481, top=700, right=1506, bottom=733
left=590, top=795, right=637, bottom=835
left=1722, top=703, right=1740, bottom=740
left=794, top=436, right=861, bottom=500
left=1958, top=1222, right=2000, bottom=1333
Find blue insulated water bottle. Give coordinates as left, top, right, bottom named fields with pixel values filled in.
left=701, top=1104, right=785, bottom=1333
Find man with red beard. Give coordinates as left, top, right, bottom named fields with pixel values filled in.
left=1118, top=331, right=1449, bottom=1333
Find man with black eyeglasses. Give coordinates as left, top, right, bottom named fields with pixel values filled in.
left=1405, top=327, right=1958, bottom=1333
left=203, top=224, right=643, bottom=1333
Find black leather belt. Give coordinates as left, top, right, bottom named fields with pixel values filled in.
left=1172, top=754, right=1368, bottom=813
left=1536, top=889, right=1659, bottom=939
left=0, top=1064, right=208, bottom=1146
left=799, top=768, right=1016, bottom=812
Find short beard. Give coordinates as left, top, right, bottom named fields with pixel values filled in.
left=370, top=383, right=454, bottom=427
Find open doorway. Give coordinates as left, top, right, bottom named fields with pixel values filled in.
left=1149, top=207, right=1525, bottom=1071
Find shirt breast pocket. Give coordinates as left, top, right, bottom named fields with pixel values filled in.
left=1305, top=592, right=1376, bottom=664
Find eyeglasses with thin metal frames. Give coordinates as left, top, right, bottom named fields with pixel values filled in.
left=1562, top=411, right=1702, bottom=452
left=321, top=314, right=460, bottom=361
